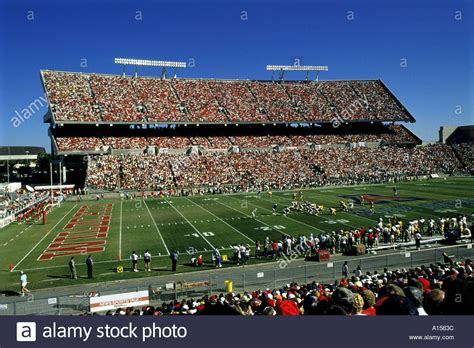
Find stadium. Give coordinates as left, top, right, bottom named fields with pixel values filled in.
left=0, top=57, right=472, bottom=316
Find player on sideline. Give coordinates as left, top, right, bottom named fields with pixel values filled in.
left=252, top=208, right=257, bottom=218
left=393, top=187, right=398, bottom=197
left=272, top=203, right=278, bottom=215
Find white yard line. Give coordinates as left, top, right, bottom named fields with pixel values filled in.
left=184, top=197, right=254, bottom=243
left=226, top=196, right=325, bottom=233
left=12, top=204, right=78, bottom=271
left=119, top=199, right=123, bottom=260
left=164, top=198, right=215, bottom=249
left=143, top=200, right=170, bottom=255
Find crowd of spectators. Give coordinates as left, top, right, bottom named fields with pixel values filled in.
left=91, top=258, right=473, bottom=315
left=381, top=125, right=420, bottom=144
left=299, top=144, right=464, bottom=187
left=283, top=82, right=337, bottom=121
left=229, top=136, right=292, bottom=148
left=53, top=125, right=420, bottom=153
left=132, top=78, right=187, bottom=122
left=0, top=190, right=50, bottom=220
left=101, top=137, right=148, bottom=150
left=85, top=144, right=467, bottom=191
left=318, top=81, right=373, bottom=121
left=249, top=81, right=304, bottom=122
left=172, top=80, right=227, bottom=123
left=169, top=152, right=238, bottom=188
left=148, top=136, right=192, bottom=149
left=89, top=74, right=144, bottom=122
left=43, top=72, right=413, bottom=123
left=43, top=71, right=99, bottom=122
left=347, top=81, right=410, bottom=121
left=86, top=154, right=174, bottom=190
left=55, top=137, right=104, bottom=152
left=208, top=81, right=267, bottom=122
left=451, top=143, right=474, bottom=173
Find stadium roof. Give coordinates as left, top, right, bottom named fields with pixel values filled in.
left=0, top=146, right=45, bottom=160
left=445, top=125, right=474, bottom=144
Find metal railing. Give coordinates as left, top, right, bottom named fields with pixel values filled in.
left=0, top=243, right=472, bottom=315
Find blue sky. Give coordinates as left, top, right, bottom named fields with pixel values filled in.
left=0, top=0, right=472, bottom=150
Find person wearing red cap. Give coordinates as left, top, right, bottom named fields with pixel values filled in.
left=277, top=299, right=299, bottom=316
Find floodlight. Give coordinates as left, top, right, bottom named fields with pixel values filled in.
left=115, top=58, right=186, bottom=68
left=266, top=65, right=328, bottom=71
left=266, top=64, right=328, bottom=82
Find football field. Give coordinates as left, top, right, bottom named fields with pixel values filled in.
left=0, top=177, right=473, bottom=293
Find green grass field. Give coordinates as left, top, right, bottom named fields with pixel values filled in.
left=0, top=177, right=473, bottom=293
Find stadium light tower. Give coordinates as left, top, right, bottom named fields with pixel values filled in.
left=114, top=58, right=187, bottom=78
left=266, top=65, right=329, bottom=82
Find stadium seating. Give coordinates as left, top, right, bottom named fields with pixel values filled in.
left=172, top=79, right=227, bottom=123
left=132, top=78, right=187, bottom=122
left=51, top=124, right=422, bottom=154
left=85, top=144, right=466, bottom=191
left=89, top=74, right=144, bottom=122
left=55, top=137, right=103, bottom=152
left=102, top=137, right=147, bottom=150
left=451, top=143, right=474, bottom=173
left=248, top=81, right=304, bottom=122
left=43, top=71, right=99, bottom=122
left=42, top=71, right=414, bottom=124
left=208, top=80, right=267, bottom=122
left=148, top=136, right=192, bottom=148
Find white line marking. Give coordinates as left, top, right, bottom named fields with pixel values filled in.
left=164, top=198, right=215, bottom=249
left=40, top=278, right=62, bottom=282
left=13, top=204, right=78, bottom=271
left=119, top=199, right=123, bottom=260
left=185, top=197, right=254, bottom=243
left=143, top=200, right=170, bottom=255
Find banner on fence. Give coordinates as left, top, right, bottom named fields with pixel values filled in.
left=89, top=291, right=149, bottom=313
